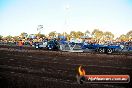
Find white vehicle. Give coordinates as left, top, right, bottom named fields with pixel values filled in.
left=35, top=41, right=48, bottom=49
left=39, top=42, right=47, bottom=48
left=59, top=43, right=84, bottom=52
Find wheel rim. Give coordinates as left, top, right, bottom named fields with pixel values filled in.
left=107, top=49, right=112, bottom=53
left=99, top=48, right=105, bottom=53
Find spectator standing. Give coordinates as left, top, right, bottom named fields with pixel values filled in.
left=18, top=40, right=23, bottom=50
left=29, top=41, right=33, bottom=46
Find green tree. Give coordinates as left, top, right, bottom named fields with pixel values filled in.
left=92, top=29, right=99, bottom=35
left=76, top=31, right=84, bottom=38
left=5, top=35, right=13, bottom=41
left=70, top=31, right=76, bottom=38
left=69, top=31, right=84, bottom=38
left=92, top=29, right=103, bottom=40
left=13, top=36, right=19, bottom=41
left=20, top=32, right=28, bottom=39
left=48, top=31, right=56, bottom=37
left=126, top=30, right=132, bottom=39
left=36, top=33, right=45, bottom=38
left=103, top=31, right=114, bottom=40
left=119, top=34, right=128, bottom=41
left=0, top=35, right=3, bottom=40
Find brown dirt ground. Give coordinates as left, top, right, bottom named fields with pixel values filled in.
left=0, top=46, right=132, bottom=88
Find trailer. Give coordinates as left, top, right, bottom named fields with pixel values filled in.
left=34, top=39, right=132, bottom=54
left=59, top=42, right=84, bottom=52
left=82, top=42, right=132, bottom=54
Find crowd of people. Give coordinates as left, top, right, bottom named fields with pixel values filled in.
left=0, top=35, right=131, bottom=50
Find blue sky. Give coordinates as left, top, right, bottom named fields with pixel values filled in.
left=0, top=0, right=132, bottom=37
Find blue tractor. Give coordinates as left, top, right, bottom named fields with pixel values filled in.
left=47, top=39, right=60, bottom=50
left=34, top=39, right=60, bottom=50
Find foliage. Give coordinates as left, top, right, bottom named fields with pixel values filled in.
left=76, top=31, right=84, bottom=38
left=126, top=30, right=132, bottom=39
left=36, top=33, right=45, bottom=38
left=20, top=32, right=28, bottom=39
left=92, top=29, right=103, bottom=40
left=0, top=29, right=132, bottom=42
left=13, top=36, right=20, bottom=41
left=5, top=35, right=13, bottom=41
left=119, top=34, right=128, bottom=41
left=48, top=31, right=56, bottom=37
left=0, top=35, right=3, bottom=40
left=103, top=31, right=114, bottom=40
left=70, top=31, right=84, bottom=38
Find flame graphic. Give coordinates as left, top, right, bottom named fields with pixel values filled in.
left=78, top=66, right=86, bottom=76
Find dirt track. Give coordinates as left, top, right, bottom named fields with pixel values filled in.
left=0, top=46, right=132, bottom=88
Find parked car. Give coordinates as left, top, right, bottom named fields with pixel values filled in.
left=34, top=40, right=48, bottom=49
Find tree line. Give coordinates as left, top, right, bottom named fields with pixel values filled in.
left=0, top=29, right=132, bottom=42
